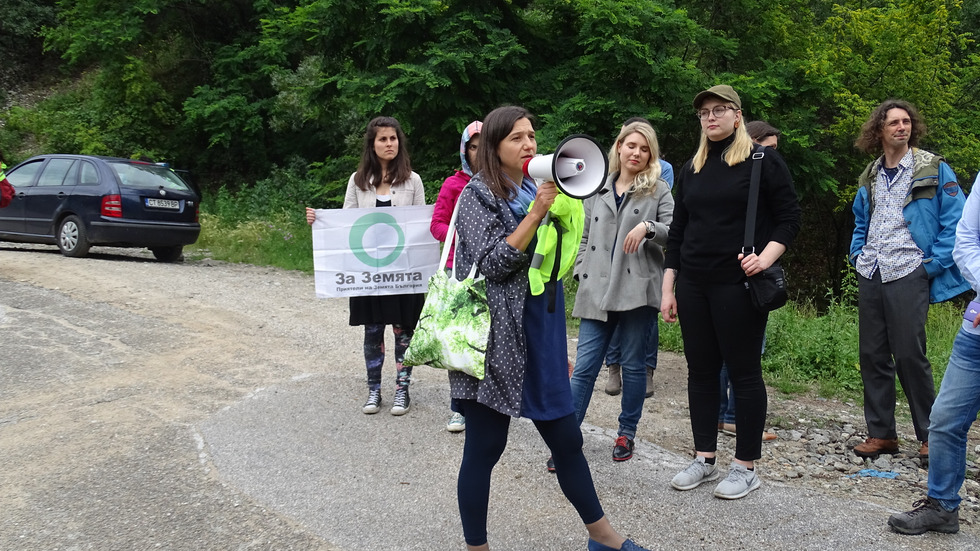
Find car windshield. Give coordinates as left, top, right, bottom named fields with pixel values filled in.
left=109, top=162, right=193, bottom=192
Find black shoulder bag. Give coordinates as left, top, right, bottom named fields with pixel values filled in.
left=743, top=146, right=788, bottom=312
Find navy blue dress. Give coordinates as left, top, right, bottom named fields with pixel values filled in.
left=520, top=280, right=575, bottom=420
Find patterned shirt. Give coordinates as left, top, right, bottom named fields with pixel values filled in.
left=855, top=149, right=923, bottom=282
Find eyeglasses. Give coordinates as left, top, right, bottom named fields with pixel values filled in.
left=695, top=106, right=736, bottom=120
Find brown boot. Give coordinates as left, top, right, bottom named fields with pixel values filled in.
left=645, top=366, right=655, bottom=398
left=853, top=437, right=899, bottom=458
left=604, top=364, right=622, bottom=395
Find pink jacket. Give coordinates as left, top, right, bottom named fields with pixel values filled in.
left=430, top=170, right=470, bottom=268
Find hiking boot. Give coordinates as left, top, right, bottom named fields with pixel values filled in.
left=919, top=441, right=929, bottom=459
left=645, top=367, right=655, bottom=398
left=546, top=456, right=556, bottom=473
left=670, top=456, right=719, bottom=490
left=390, top=386, right=410, bottom=415
left=613, top=435, right=634, bottom=461
left=362, top=388, right=382, bottom=414
left=888, top=497, right=959, bottom=535
left=446, top=412, right=465, bottom=432
left=605, top=364, right=622, bottom=395
left=713, top=462, right=761, bottom=499
left=853, top=437, right=899, bottom=458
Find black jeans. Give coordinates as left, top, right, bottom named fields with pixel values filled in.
left=456, top=401, right=604, bottom=546
left=676, top=275, right=768, bottom=461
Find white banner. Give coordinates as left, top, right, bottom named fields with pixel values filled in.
left=312, top=205, right=441, bottom=298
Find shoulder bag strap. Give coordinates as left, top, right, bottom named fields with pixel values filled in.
left=742, top=145, right=765, bottom=256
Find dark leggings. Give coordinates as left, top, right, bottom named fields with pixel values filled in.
left=363, top=324, right=413, bottom=390
left=676, top=276, right=768, bottom=461
left=457, top=400, right=604, bottom=546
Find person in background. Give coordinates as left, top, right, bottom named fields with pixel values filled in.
left=717, top=119, right=782, bottom=442
left=450, top=105, right=648, bottom=551
left=0, top=149, right=15, bottom=208
left=306, top=116, right=426, bottom=416
left=568, top=121, right=673, bottom=464
left=887, top=171, right=980, bottom=535
left=662, top=85, right=800, bottom=500
left=603, top=116, right=673, bottom=399
left=849, top=99, right=968, bottom=460
left=430, top=119, right=483, bottom=432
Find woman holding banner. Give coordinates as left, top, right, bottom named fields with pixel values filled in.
left=449, top=105, right=648, bottom=551
left=568, top=121, right=673, bottom=463
left=306, top=116, right=425, bottom=416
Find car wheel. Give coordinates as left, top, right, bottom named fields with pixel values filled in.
left=151, top=245, right=183, bottom=262
left=58, top=215, right=91, bottom=258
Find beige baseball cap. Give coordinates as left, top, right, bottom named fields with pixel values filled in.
left=693, top=85, right=742, bottom=110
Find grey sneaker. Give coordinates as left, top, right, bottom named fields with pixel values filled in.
left=888, top=497, right=959, bottom=535
left=713, top=462, right=761, bottom=499
left=362, top=388, right=382, bottom=414
left=670, top=456, right=719, bottom=490
left=446, top=412, right=466, bottom=432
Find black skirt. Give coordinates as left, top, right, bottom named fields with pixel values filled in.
left=349, top=293, right=425, bottom=328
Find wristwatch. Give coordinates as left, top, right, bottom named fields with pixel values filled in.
left=644, top=220, right=656, bottom=239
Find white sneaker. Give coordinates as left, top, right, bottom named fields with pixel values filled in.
left=713, top=462, right=761, bottom=499
left=446, top=412, right=466, bottom=432
left=670, top=456, right=719, bottom=490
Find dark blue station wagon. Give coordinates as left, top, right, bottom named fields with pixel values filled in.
left=0, top=155, right=201, bottom=261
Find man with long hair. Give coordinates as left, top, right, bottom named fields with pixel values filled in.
left=849, top=99, right=969, bottom=461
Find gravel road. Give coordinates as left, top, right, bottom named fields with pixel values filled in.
left=1, top=242, right=978, bottom=550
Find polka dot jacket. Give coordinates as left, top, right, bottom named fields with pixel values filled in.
left=448, top=174, right=534, bottom=418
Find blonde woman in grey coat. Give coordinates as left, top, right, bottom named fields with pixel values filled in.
left=569, top=121, right=673, bottom=462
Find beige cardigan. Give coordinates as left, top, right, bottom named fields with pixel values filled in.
left=342, top=171, right=425, bottom=208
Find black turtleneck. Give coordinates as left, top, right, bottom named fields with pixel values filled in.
left=664, top=134, right=801, bottom=284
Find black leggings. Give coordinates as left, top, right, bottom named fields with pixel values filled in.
left=456, top=400, right=604, bottom=546
left=676, top=276, right=768, bottom=461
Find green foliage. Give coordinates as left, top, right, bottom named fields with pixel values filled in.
left=191, top=211, right=313, bottom=272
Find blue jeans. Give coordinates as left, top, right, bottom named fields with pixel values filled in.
left=604, top=315, right=660, bottom=369
left=928, top=326, right=980, bottom=511
left=570, top=306, right=656, bottom=439
left=718, top=365, right=737, bottom=424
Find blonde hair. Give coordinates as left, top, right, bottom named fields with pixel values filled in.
left=691, top=105, right=754, bottom=172
left=608, top=122, right=663, bottom=196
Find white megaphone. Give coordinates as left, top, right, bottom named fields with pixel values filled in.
left=522, top=134, right=608, bottom=199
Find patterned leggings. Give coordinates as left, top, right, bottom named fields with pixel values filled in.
left=364, top=324, right=413, bottom=390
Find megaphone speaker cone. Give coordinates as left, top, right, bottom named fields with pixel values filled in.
left=522, top=134, right=609, bottom=199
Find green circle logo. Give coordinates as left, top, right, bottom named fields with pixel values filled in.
left=349, top=212, right=406, bottom=267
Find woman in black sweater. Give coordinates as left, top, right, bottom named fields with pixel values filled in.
left=661, top=85, right=800, bottom=499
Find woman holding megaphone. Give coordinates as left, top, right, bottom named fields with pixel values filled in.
left=568, top=121, right=673, bottom=462
left=450, top=105, right=649, bottom=551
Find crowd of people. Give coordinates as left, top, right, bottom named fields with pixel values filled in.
left=305, top=86, right=980, bottom=548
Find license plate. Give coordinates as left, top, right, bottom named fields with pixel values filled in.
left=145, top=198, right=179, bottom=209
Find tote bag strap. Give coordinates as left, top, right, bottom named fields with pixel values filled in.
left=442, top=187, right=482, bottom=283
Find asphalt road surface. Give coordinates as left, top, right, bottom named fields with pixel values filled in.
left=1, top=243, right=977, bottom=550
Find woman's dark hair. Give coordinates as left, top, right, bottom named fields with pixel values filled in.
left=745, top=120, right=781, bottom=143
left=476, top=105, right=534, bottom=200
left=854, top=99, right=925, bottom=154
left=354, top=116, right=412, bottom=191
